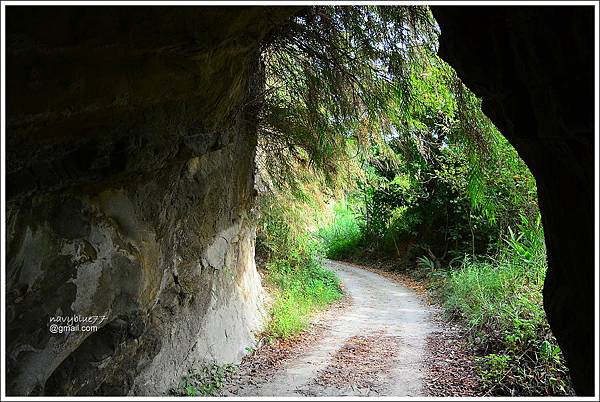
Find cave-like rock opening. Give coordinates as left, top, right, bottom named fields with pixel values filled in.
left=3, top=5, right=595, bottom=396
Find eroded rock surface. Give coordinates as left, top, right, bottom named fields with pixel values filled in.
left=4, top=6, right=296, bottom=396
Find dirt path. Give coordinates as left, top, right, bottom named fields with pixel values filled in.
left=224, top=260, right=438, bottom=397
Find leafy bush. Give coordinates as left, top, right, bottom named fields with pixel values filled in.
left=477, top=354, right=512, bottom=388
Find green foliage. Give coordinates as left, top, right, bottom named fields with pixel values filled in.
left=416, top=254, right=437, bottom=271
left=265, top=258, right=342, bottom=338
left=259, top=6, right=526, bottom=257
left=320, top=49, right=539, bottom=262
left=257, top=189, right=343, bottom=340
left=442, top=217, right=572, bottom=395
left=171, top=364, right=236, bottom=396
left=443, top=216, right=547, bottom=331
left=260, top=6, right=437, bottom=191
left=317, top=199, right=363, bottom=259
left=477, top=354, right=512, bottom=387
left=256, top=184, right=326, bottom=263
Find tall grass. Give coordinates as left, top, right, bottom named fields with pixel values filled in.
left=265, top=258, right=342, bottom=338
left=318, top=199, right=363, bottom=259
left=442, top=215, right=572, bottom=395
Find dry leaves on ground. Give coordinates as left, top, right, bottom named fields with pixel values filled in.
left=310, top=331, right=401, bottom=392
left=422, top=323, right=483, bottom=396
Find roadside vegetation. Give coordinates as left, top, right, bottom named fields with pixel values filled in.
left=256, top=190, right=343, bottom=339
left=171, top=364, right=236, bottom=396
left=251, top=5, right=572, bottom=396
left=312, top=53, right=572, bottom=397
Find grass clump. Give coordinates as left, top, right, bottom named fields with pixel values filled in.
left=441, top=216, right=572, bottom=395
left=265, top=258, right=342, bottom=338
left=170, top=363, right=236, bottom=396
left=318, top=200, right=363, bottom=259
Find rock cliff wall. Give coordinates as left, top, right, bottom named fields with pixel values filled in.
left=5, top=6, right=295, bottom=395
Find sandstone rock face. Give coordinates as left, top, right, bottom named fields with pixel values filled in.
left=4, top=6, right=295, bottom=396
left=432, top=6, right=595, bottom=395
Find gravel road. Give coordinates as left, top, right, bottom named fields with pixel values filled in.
left=224, top=259, right=438, bottom=397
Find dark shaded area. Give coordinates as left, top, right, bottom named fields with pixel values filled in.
left=5, top=6, right=295, bottom=199
left=432, top=6, right=595, bottom=395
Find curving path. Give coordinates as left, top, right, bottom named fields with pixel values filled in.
left=225, top=260, right=438, bottom=397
